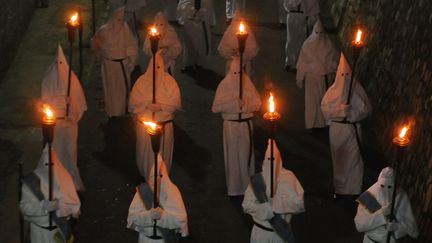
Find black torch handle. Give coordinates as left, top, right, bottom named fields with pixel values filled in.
left=152, top=141, right=159, bottom=238
left=152, top=51, right=157, bottom=121
left=239, top=52, right=244, bottom=120
left=18, top=162, right=24, bottom=243
left=386, top=148, right=402, bottom=243
left=78, top=7, right=83, bottom=80
left=66, top=41, right=73, bottom=117
left=48, top=143, right=53, bottom=228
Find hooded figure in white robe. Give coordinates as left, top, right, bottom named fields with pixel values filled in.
left=144, top=12, right=182, bottom=74
left=218, top=14, right=259, bottom=75
left=296, top=20, right=339, bottom=129
left=41, top=44, right=87, bottom=191
left=212, top=57, right=261, bottom=196
left=20, top=146, right=81, bottom=243
left=92, top=3, right=138, bottom=117
left=243, top=139, right=305, bottom=243
left=226, top=0, right=246, bottom=20
left=129, top=52, right=181, bottom=179
left=321, top=53, right=372, bottom=195
left=354, top=167, right=419, bottom=243
left=177, top=0, right=212, bottom=69
left=284, top=0, right=320, bottom=69
left=127, top=158, right=188, bottom=242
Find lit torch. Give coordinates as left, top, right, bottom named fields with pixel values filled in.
left=236, top=21, right=249, bottom=120
left=263, top=92, right=281, bottom=198
left=67, top=13, right=79, bottom=43
left=40, top=104, right=57, bottom=229
left=346, top=28, right=366, bottom=107
left=140, top=119, right=162, bottom=238
left=386, top=123, right=412, bottom=243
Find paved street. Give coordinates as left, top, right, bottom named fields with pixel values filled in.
left=0, top=0, right=368, bottom=242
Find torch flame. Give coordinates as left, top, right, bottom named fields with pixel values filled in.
left=150, top=26, right=158, bottom=36
left=69, top=13, right=78, bottom=26
left=399, top=126, right=408, bottom=139
left=355, top=29, right=363, bottom=44
left=41, top=104, right=55, bottom=125
left=143, top=121, right=157, bottom=130
left=239, top=22, right=246, bottom=34
left=269, top=93, right=275, bottom=113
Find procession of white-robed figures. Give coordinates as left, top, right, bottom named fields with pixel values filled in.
left=19, top=0, right=420, bottom=243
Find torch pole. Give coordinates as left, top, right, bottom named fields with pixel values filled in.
left=270, top=121, right=275, bottom=198
left=66, top=22, right=77, bottom=117
left=346, top=46, right=362, bottom=106
left=236, top=32, right=247, bottom=120
left=18, top=161, right=24, bottom=243
left=150, top=33, right=160, bottom=121
left=78, top=7, right=83, bottom=80
left=48, top=142, right=53, bottom=228
left=148, top=127, right=161, bottom=239
left=92, top=0, right=96, bottom=35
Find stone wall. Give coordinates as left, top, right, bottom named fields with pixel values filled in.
left=325, top=0, right=432, bottom=242
left=0, top=0, right=36, bottom=82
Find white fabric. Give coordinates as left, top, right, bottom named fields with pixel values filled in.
left=218, top=15, right=259, bottom=74
left=354, top=167, right=419, bottom=243
left=296, top=20, right=338, bottom=129
left=144, top=12, right=182, bottom=73
left=127, top=159, right=188, bottom=242
left=92, top=5, right=138, bottom=117
left=212, top=58, right=261, bottom=195
left=225, top=0, right=246, bottom=19
left=161, top=0, right=178, bottom=21
left=41, top=44, right=87, bottom=191
left=284, top=10, right=306, bottom=67
left=321, top=53, right=371, bottom=195
left=242, top=140, right=304, bottom=242
left=129, top=53, right=181, bottom=179
left=177, top=0, right=212, bottom=67
left=20, top=147, right=80, bottom=243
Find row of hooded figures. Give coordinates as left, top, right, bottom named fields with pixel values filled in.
left=19, top=0, right=420, bottom=243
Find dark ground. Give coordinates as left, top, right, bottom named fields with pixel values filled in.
left=0, top=0, right=380, bottom=242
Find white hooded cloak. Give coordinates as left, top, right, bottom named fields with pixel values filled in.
left=92, top=4, right=138, bottom=117
left=129, top=53, right=181, bottom=179
left=144, top=12, right=182, bottom=74
left=218, top=15, right=259, bottom=75
left=284, top=0, right=320, bottom=67
left=127, top=158, right=188, bottom=242
left=296, top=20, right=339, bottom=129
left=321, top=53, right=372, bottom=195
left=212, top=58, right=261, bottom=196
left=20, top=146, right=81, bottom=243
left=354, top=167, right=419, bottom=243
left=41, top=44, right=87, bottom=191
left=177, top=0, right=212, bottom=67
left=242, top=139, right=305, bottom=243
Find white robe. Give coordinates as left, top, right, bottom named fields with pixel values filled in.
left=144, top=13, right=182, bottom=73
left=296, top=20, right=339, bottom=129
left=225, top=0, right=246, bottom=19
left=321, top=53, right=371, bottom=195
left=218, top=16, right=259, bottom=75
left=129, top=53, right=181, bottom=179
left=127, top=160, right=188, bottom=242
left=20, top=147, right=80, bottom=243
left=41, top=45, right=87, bottom=191
left=212, top=58, right=261, bottom=196
left=177, top=0, right=212, bottom=67
left=354, top=167, right=419, bottom=243
left=242, top=140, right=305, bottom=242
left=92, top=6, right=138, bottom=117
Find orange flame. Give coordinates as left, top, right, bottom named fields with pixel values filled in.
left=149, top=26, right=158, bottom=36
left=42, top=104, right=56, bottom=125
left=143, top=121, right=157, bottom=130
left=142, top=120, right=161, bottom=135
left=239, top=22, right=246, bottom=34
left=69, top=13, right=79, bottom=26
left=269, top=93, right=275, bottom=113
left=398, top=126, right=408, bottom=139
left=355, top=29, right=363, bottom=44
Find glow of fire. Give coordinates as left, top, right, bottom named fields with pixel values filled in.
left=70, top=13, right=78, bottom=26
left=143, top=121, right=157, bottom=131
left=150, top=26, right=158, bottom=36
left=399, top=126, right=408, bottom=139
left=269, top=93, right=275, bottom=113
left=42, top=104, right=55, bottom=124
left=239, top=22, right=246, bottom=34
left=355, top=29, right=363, bottom=44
